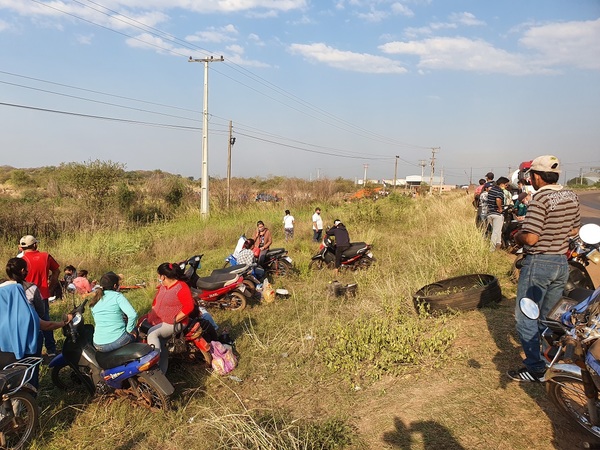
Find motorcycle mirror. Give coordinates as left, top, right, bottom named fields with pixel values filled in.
left=66, top=283, right=76, bottom=294
left=579, top=223, right=600, bottom=245
left=519, top=297, right=540, bottom=320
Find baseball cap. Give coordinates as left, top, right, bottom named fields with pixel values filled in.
left=19, top=235, right=37, bottom=247
left=517, top=192, right=528, bottom=202
left=484, top=182, right=493, bottom=189
left=528, top=155, right=561, bottom=174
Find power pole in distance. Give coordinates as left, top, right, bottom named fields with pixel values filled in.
left=363, top=164, right=369, bottom=185
left=393, top=155, right=399, bottom=190
left=227, top=120, right=235, bottom=209
left=428, top=147, right=440, bottom=193
left=189, top=55, right=224, bottom=219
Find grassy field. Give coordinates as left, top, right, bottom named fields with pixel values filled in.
left=4, top=191, right=592, bottom=449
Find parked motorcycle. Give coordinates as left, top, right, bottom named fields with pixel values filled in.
left=309, top=236, right=375, bottom=271
left=49, top=299, right=174, bottom=410
left=224, top=235, right=293, bottom=278
left=137, top=312, right=217, bottom=367
left=564, top=223, right=600, bottom=294
left=0, top=357, right=42, bottom=450
left=519, top=287, right=600, bottom=440
left=181, top=255, right=247, bottom=311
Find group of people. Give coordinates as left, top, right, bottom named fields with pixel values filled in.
left=234, top=208, right=349, bottom=275
left=473, top=172, right=531, bottom=251
left=0, top=234, right=225, bottom=386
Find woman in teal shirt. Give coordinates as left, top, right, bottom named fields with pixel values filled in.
left=90, top=272, right=138, bottom=352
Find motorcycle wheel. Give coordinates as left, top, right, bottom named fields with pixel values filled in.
left=356, top=256, right=374, bottom=270
left=51, top=365, right=95, bottom=396
left=243, top=279, right=256, bottom=295
left=308, top=259, right=330, bottom=270
left=226, top=291, right=247, bottom=311
left=547, top=375, right=600, bottom=439
left=135, top=374, right=170, bottom=411
left=267, top=259, right=292, bottom=278
left=0, top=391, right=38, bottom=450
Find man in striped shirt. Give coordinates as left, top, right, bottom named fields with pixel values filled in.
left=508, top=155, right=580, bottom=383
left=486, top=176, right=510, bottom=251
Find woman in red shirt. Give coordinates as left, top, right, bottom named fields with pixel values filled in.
left=147, top=262, right=195, bottom=374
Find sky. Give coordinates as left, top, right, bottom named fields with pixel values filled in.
left=1, top=0, right=599, bottom=186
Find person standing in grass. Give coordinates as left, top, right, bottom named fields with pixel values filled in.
left=283, top=210, right=295, bottom=241
left=326, top=220, right=350, bottom=276
left=312, top=207, right=323, bottom=242
left=508, top=155, right=580, bottom=383
left=485, top=177, right=510, bottom=251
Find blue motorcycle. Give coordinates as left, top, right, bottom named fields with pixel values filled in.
left=49, top=299, right=174, bottom=410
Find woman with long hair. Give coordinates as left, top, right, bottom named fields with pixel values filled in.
left=146, top=262, right=195, bottom=374
left=89, top=272, right=138, bottom=352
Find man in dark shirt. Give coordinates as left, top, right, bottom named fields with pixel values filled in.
left=508, top=155, right=580, bottom=382
left=486, top=176, right=510, bottom=251
left=326, top=220, right=350, bottom=276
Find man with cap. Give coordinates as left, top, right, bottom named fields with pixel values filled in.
left=325, top=220, right=350, bottom=276
left=508, top=155, right=580, bottom=383
left=19, top=235, right=60, bottom=358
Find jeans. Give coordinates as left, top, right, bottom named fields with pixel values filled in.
left=313, top=229, right=323, bottom=242
left=487, top=214, right=504, bottom=250
left=94, top=331, right=134, bottom=352
left=515, top=254, right=568, bottom=373
left=42, top=298, right=57, bottom=354
left=147, top=322, right=175, bottom=374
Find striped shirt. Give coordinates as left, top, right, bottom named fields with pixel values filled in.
left=486, top=186, right=504, bottom=215
left=521, top=184, right=580, bottom=254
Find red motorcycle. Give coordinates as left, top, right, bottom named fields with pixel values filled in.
left=181, top=254, right=248, bottom=311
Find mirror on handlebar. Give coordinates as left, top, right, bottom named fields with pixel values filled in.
left=519, top=297, right=540, bottom=320
left=579, top=223, right=600, bottom=246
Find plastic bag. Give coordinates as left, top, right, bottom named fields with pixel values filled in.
left=210, top=341, right=237, bottom=375
left=262, top=278, right=276, bottom=303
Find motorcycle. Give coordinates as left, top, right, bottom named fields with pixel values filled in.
left=0, top=357, right=42, bottom=450
left=565, top=223, right=600, bottom=294
left=309, top=236, right=375, bottom=271
left=224, top=235, right=293, bottom=278
left=49, top=299, right=174, bottom=410
left=181, top=255, right=248, bottom=311
left=137, top=311, right=221, bottom=367
left=519, top=287, right=600, bottom=440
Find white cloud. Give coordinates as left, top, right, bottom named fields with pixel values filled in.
left=381, top=18, right=600, bottom=75
left=248, top=33, right=265, bottom=46
left=391, top=2, right=414, bottom=17
left=356, top=8, right=388, bottom=23
left=76, top=33, right=94, bottom=45
left=379, top=37, right=541, bottom=75
left=288, top=42, right=407, bottom=74
left=0, top=18, right=13, bottom=32
left=449, top=12, right=485, bottom=27
left=519, top=18, right=600, bottom=70
left=186, top=24, right=239, bottom=44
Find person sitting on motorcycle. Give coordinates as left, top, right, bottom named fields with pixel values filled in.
left=253, top=221, right=272, bottom=269
left=146, top=262, right=195, bottom=374
left=233, top=238, right=266, bottom=281
left=326, top=220, right=350, bottom=276
left=502, top=192, right=530, bottom=247
left=89, top=272, right=138, bottom=352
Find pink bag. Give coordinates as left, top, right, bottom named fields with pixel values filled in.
left=210, top=341, right=237, bottom=375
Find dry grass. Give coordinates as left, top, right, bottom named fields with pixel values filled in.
left=11, top=191, right=592, bottom=449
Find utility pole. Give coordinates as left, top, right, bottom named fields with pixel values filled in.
left=189, top=55, right=224, bottom=218
left=439, top=167, right=444, bottom=194
left=419, top=160, right=426, bottom=184
left=428, top=147, right=440, bottom=193
left=226, top=120, right=235, bottom=209
left=393, top=155, right=399, bottom=190
left=363, top=164, right=368, bottom=185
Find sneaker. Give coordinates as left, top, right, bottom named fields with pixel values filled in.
left=507, top=367, right=545, bottom=383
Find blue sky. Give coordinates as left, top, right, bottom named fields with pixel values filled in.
left=1, top=0, right=599, bottom=185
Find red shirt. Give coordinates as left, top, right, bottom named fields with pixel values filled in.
left=148, top=280, right=195, bottom=325
left=22, top=250, right=60, bottom=299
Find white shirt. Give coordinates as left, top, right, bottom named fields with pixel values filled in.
left=312, top=212, right=323, bottom=231
left=283, top=214, right=295, bottom=229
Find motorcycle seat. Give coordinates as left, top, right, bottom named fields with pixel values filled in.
left=211, top=264, right=251, bottom=276
left=195, top=272, right=239, bottom=290
left=566, top=287, right=596, bottom=303
left=95, top=342, right=154, bottom=369
left=342, top=242, right=368, bottom=257
left=266, top=248, right=286, bottom=257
